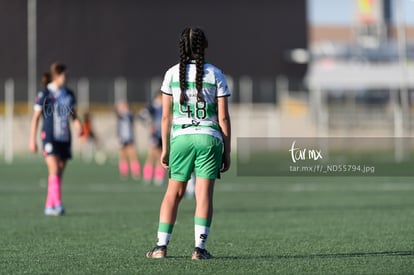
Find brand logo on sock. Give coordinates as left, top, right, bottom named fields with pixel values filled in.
left=200, top=234, right=208, bottom=240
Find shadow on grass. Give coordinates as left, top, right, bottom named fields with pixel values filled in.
left=217, top=250, right=414, bottom=260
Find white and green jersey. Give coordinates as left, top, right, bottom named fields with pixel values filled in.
left=161, top=63, right=230, bottom=140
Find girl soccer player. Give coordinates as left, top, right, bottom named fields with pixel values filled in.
left=146, top=27, right=231, bottom=260
left=115, top=101, right=141, bottom=180
left=29, top=63, right=83, bottom=216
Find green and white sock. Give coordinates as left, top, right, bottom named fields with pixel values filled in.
left=157, top=222, right=174, bottom=246
left=194, top=217, right=211, bottom=249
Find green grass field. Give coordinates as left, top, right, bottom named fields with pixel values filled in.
left=0, top=157, right=413, bottom=274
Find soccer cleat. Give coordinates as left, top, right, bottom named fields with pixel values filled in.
left=44, top=206, right=64, bottom=216
left=191, top=247, right=213, bottom=260
left=146, top=246, right=167, bottom=259
left=44, top=207, right=58, bottom=216
left=153, top=179, right=164, bottom=186
left=54, top=205, right=65, bottom=216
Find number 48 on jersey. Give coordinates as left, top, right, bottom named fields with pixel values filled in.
left=180, top=101, right=207, bottom=119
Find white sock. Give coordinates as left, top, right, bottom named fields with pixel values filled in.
left=194, top=224, right=210, bottom=249
left=157, top=232, right=171, bottom=246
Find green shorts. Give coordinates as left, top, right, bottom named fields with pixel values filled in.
left=169, top=134, right=223, bottom=182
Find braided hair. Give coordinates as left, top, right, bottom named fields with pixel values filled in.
left=179, top=27, right=208, bottom=105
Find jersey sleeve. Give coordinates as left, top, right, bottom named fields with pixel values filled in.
left=160, top=68, right=173, bottom=96
left=34, top=91, right=45, bottom=111
left=215, top=70, right=231, bottom=98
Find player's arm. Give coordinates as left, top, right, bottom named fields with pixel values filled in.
left=218, top=96, right=231, bottom=172
left=29, top=110, right=42, bottom=153
left=69, top=92, right=83, bottom=137
left=71, top=108, right=83, bottom=137
left=160, top=93, right=172, bottom=168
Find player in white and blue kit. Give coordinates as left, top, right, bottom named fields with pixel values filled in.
left=29, top=63, right=83, bottom=216
left=116, top=101, right=141, bottom=180
left=140, top=92, right=165, bottom=185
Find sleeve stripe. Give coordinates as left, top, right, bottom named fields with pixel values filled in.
left=161, top=91, right=172, bottom=96
left=216, top=94, right=231, bottom=98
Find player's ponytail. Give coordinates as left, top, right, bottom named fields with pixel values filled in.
left=179, top=28, right=190, bottom=105
left=193, top=29, right=207, bottom=102
left=178, top=27, right=208, bottom=105
left=41, top=72, right=51, bottom=88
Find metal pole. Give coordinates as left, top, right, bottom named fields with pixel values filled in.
left=150, top=77, right=162, bottom=99
left=114, top=77, right=127, bottom=103
left=239, top=76, right=253, bottom=107
left=396, top=0, right=410, bottom=136
left=77, top=78, right=90, bottom=112
left=27, top=0, right=37, bottom=113
left=238, top=76, right=253, bottom=162
left=276, top=75, right=288, bottom=110
left=5, top=79, right=14, bottom=163
left=391, top=88, right=404, bottom=162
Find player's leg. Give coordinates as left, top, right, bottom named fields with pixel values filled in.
left=147, top=136, right=194, bottom=258
left=126, top=144, right=141, bottom=180
left=54, top=158, right=67, bottom=213
left=191, top=135, right=223, bottom=259
left=193, top=178, right=215, bottom=259
left=146, top=179, right=188, bottom=258
left=57, top=159, right=66, bottom=177
left=118, top=146, right=129, bottom=179
left=44, top=155, right=60, bottom=216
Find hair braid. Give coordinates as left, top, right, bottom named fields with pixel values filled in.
left=179, top=40, right=188, bottom=105
left=178, top=27, right=208, bottom=105
left=194, top=31, right=205, bottom=102
left=179, top=29, right=190, bottom=105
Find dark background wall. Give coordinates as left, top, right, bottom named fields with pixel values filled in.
left=0, top=0, right=27, bottom=78
left=0, top=0, right=307, bottom=102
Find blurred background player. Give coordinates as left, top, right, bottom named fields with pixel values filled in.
left=185, top=173, right=196, bottom=198
left=115, top=100, right=141, bottom=180
left=29, top=63, right=83, bottom=216
left=79, top=112, right=98, bottom=163
left=139, top=91, right=165, bottom=185
left=146, top=27, right=231, bottom=260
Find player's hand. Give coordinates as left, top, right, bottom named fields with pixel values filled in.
left=221, top=153, right=231, bottom=172
left=29, top=140, right=38, bottom=153
left=160, top=150, right=169, bottom=169
left=74, top=119, right=83, bottom=137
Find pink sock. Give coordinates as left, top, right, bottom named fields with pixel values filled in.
left=130, top=160, right=141, bottom=177
left=154, top=166, right=165, bottom=182
left=119, top=160, right=129, bottom=176
left=55, top=176, right=62, bottom=206
left=143, top=164, right=154, bottom=181
left=46, top=175, right=60, bottom=208
left=45, top=178, right=54, bottom=208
